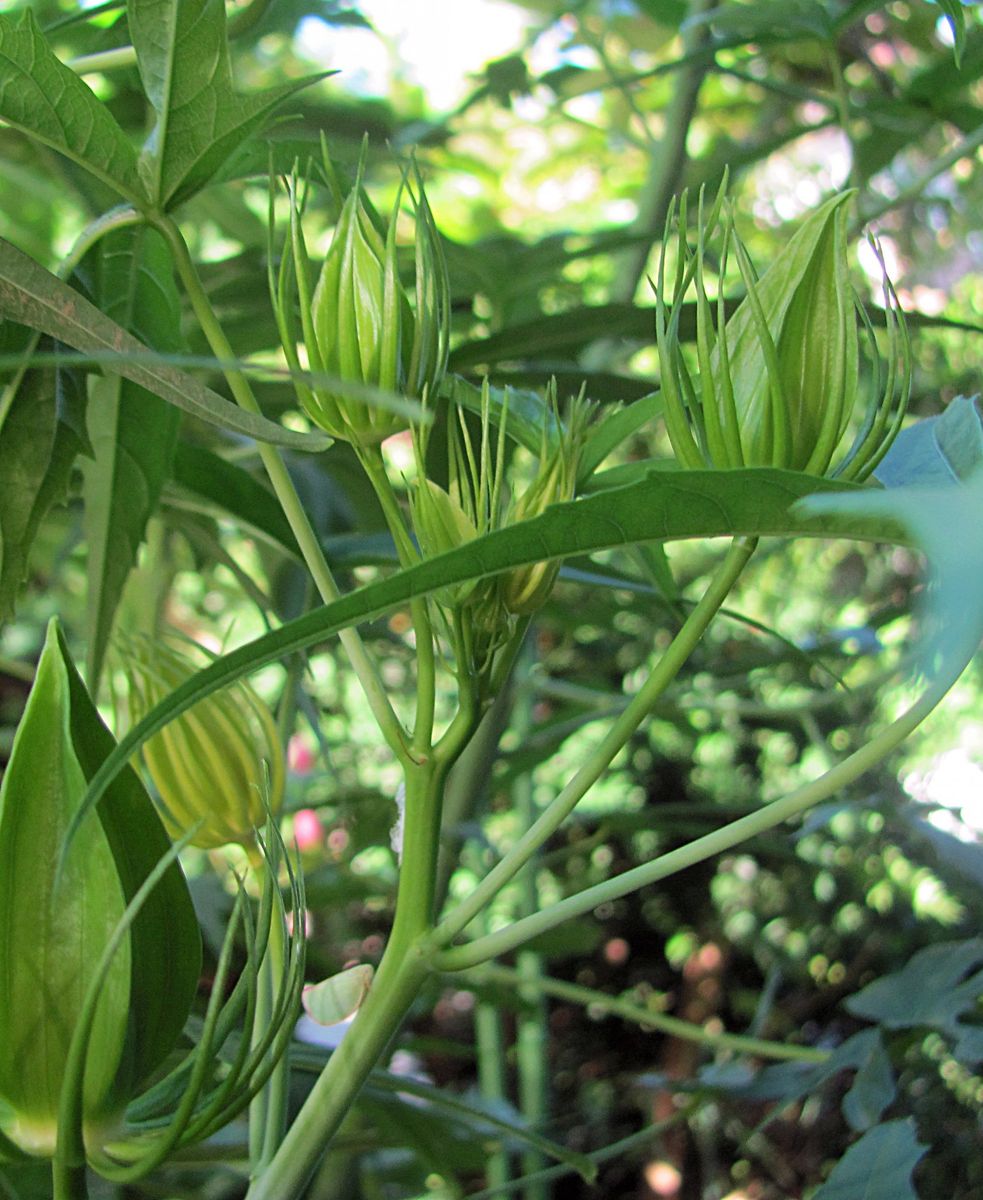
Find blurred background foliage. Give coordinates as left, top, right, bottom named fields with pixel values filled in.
left=1, top=1, right=982, bottom=1198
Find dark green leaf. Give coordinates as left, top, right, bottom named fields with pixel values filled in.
left=172, top=442, right=301, bottom=556
left=0, top=236, right=329, bottom=450
left=0, top=10, right=144, bottom=204
left=812, top=1119, right=927, bottom=1200
left=846, top=938, right=983, bottom=1043
left=0, top=331, right=87, bottom=618
left=128, top=0, right=328, bottom=208
left=82, top=226, right=183, bottom=685
left=935, top=0, right=968, bottom=66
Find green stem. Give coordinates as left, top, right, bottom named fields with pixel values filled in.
left=431, top=537, right=756, bottom=947
left=51, top=1162, right=88, bottom=1200
left=244, top=943, right=429, bottom=1200
left=356, top=446, right=437, bottom=754
left=249, top=861, right=289, bottom=1175
left=245, top=758, right=453, bottom=1199
left=154, top=215, right=411, bottom=763
left=465, top=965, right=828, bottom=1064
left=475, top=915, right=512, bottom=1191
left=67, top=46, right=138, bottom=74
left=436, top=660, right=962, bottom=971
left=511, top=654, right=548, bottom=1200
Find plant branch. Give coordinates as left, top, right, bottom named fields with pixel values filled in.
left=463, top=965, right=829, bottom=1064
left=435, top=658, right=964, bottom=970
left=154, top=215, right=411, bottom=763
left=431, top=537, right=756, bottom=946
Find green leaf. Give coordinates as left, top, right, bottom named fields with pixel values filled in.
left=799, top=468, right=983, bottom=679
left=812, top=1119, right=927, bottom=1200
left=0, top=10, right=145, bottom=204
left=71, top=466, right=906, bottom=842
left=0, top=622, right=200, bottom=1157
left=935, top=0, right=967, bottom=66
left=0, top=330, right=88, bottom=618
left=875, top=396, right=983, bottom=487
left=303, top=965, right=374, bottom=1026
left=54, top=624, right=201, bottom=1101
left=685, top=0, right=834, bottom=43
left=172, top=442, right=302, bottom=556
left=0, top=624, right=130, bottom=1152
left=0, top=236, right=329, bottom=450
left=128, top=0, right=328, bottom=209
left=82, top=226, right=183, bottom=686
left=846, top=938, right=983, bottom=1043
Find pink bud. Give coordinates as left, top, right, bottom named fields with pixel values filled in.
left=293, top=808, right=324, bottom=852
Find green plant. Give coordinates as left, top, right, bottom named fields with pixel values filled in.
left=0, top=3, right=981, bottom=1199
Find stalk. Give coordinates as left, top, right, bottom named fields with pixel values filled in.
left=436, top=658, right=964, bottom=970
left=245, top=758, right=451, bottom=1199
left=431, top=537, right=757, bottom=947
left=154, top=216, right=411, bottom=765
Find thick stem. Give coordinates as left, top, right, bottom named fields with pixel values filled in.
left=243, top=943, right=429, bottom=1200
left=245, top=759, right=452, bottom=1199
left=155, top=216, right=411, bottom=763
left=431, top=538, right=756, bottom=946
left=51, top=1162, right=88, bottom=1200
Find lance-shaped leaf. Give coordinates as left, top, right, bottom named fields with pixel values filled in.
left=0, top=10, right=145, bottom=204
left=0, top=621, right=200, bottom=1157
left=82, top=226, right=183, bottom=686
left=128, top=0, right=328, bottom=209
left=0, top=326, right=88, bottom=619
left=0, top=236, right=329, bottom=450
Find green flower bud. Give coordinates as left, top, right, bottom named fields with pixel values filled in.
left=276, top=145, right=450, bottom=445
left=121, top=637, right=285, bottom=850
left=0, top=622, right=200, bottom=1159
left=656, top=186, right=909, bottom=479
left=411, top=380, right=592, bottom=631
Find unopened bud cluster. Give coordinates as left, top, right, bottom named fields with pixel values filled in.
left=275, top=144, right=450, bottom=444
left=655, top=185, right=910, bottom=480
left=411, top=381, right=592, bottom=656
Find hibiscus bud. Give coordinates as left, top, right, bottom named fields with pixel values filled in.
left=278, top=144, right=450, bottom=445
left=120, top=636, right=284, bottom=849
left=656, top=186, right=909, bottom=479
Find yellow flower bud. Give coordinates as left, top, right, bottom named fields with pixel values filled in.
left=120, top=637, right=284, bottom=849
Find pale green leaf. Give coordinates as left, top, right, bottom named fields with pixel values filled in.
left=303, top=965, right=374, bottom=1027
left=0, top=10, right=144, bottom=204
left=875, top=396, right=983, bottom=487
left=799, top=468, right=983, bottom=679
left=0, top=236, right=329, bottom=450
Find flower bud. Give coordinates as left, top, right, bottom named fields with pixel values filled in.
left=411, top=380, right=592, bottom=631
left=121, top=636, right=284, bottom=849
left=277, top=146, right=450, bottom=445
left=656, top=187, right=909, bottom=479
